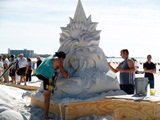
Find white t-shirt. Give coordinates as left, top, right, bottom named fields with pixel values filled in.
left=0, top=61, right=3, bottom=71
left=18, top=57, right=28, bottom=68
left=3, top=58, right=10, bottom=66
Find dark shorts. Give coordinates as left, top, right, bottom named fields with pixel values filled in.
left=9, top=69, right=16, bottom=77
left=17, top=67, right=26, bottom=76
left=36, top=75, right=56, bottom=91
left=120, top=84, right=135, bottom=94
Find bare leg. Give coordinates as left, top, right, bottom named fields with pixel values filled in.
left=19, top=75, right=26, bottom=85
left=3, top=71, right=9, bottom=83
left=19, top=75, right=25, bottom=85
left=12, top=76, right=16, bottom=84
left=44, top=90, right=51, bottom=119
left=23, top=76, right=26, bottom=85
left=18, top=76, right=23, bottom=85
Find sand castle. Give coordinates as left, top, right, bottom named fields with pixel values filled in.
left=33, top=0, right=125, bottom=105
left=50, top=0, right=123, bottom=102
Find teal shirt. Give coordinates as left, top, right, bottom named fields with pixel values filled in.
left=36, top=57, right=56, bottom=79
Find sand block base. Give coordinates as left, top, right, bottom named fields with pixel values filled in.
left=31, top=94, right=160, bottom=120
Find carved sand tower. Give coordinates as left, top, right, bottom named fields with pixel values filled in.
left=53, top=0, right=120, bottom=101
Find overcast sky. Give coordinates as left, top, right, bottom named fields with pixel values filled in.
left=0, top=0, right=160, bottom=58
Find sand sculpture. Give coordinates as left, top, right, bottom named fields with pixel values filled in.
left=51, top=0, right=122, bottom=102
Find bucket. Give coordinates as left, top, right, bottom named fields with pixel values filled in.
left=135, top=77, right=148, bottom=96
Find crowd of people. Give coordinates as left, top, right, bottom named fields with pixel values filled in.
left=0, top=53, right=42, bottom=85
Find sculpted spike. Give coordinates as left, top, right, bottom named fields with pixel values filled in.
left=73, top=0, right=87, bottom=22
left=87, top=15, right=92, bottom=23
left=69, top=17, right=74, bottom=23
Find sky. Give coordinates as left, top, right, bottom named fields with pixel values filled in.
left=0, top=0, right=160, bottom=58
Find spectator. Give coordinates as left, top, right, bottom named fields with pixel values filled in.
left=0, top=55, right=4, bottom=82
left=131, top=58, right=139, bottom=74
left=2, top=55, right=10, bottom=83
left=16, top=53, right=28, bottom=85
left=143, top=54, right=156, bottom=95
left=9, top=55, right=17, bottom=84
left=26, top=57, right=32, bottom=82
left=36, top=56, right=42, bottom=68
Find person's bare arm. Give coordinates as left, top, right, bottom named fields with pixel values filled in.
left=144, top=68, right=156, bottom=73
left=108, top=62, right=118, bottom=73
left=116, top=59, right=135, bottom=73
left=59, top=64, right=69, bottom=78
left=54, top=59, right=69, bottom=78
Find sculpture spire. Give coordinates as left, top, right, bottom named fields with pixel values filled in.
left=73, top=0, right=87, bottom=22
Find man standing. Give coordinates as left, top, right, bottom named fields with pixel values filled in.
left=143, top=55, right=156, bottom=95
left=9, top=55, right=17, bottom=84
left=2, top=55, right=10, bottom=83
left=16, top=53, right=28, bottom=85
left=109, top=49, right=135, bottom=94
left=0, top=55, right=4, bottom=82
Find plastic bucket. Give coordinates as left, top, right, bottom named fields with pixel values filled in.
left=135, top=77, right=148, bottom=96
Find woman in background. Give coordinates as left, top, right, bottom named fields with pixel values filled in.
left=26, top=57, right=32, bottom=82
left=9, top=55, right=17, bottom=84
left=36, top=56, right=42, bottom=68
